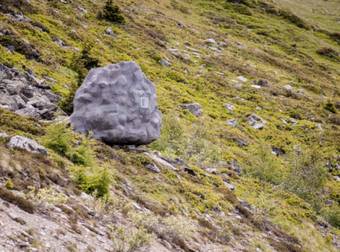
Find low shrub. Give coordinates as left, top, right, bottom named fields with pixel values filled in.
left=72, top=165, right=112, bottom=198
left=284, top=147, right=327, bottom=209
left=317, top=47, right=339, bottom=61
left=98, top=0, right=126, bottom=24
left=321, top=206, right=340, bottom=228
left=42, top=123, right=94, bottom=166
left=110, top=225, right=153, bottom=252
left=244, top=143, right=284, bottom=185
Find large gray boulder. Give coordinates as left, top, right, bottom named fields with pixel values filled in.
left=70, top=62, right=162, bottom=145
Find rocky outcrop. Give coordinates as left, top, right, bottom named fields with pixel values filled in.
left=0, top=64, right=59, bottom=120
left=70, top=61, right=162, bottom=145
left=7, top=135, right=47, bottom=155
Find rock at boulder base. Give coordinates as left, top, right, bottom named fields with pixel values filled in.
left=181, top=103, right=202, bottom=117
left=70, top=61, right=162, bottom=145
left=7, top=136, right=47, bottom=155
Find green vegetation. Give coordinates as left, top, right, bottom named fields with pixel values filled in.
left=98, top=0, right=126, bottom=24
left=0, top=0, right=339, bottom=250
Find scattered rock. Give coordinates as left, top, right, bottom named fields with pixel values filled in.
left=226, top=119, right=238, bottom=127
left=271, top=146, right=285, bottom=156
left=70, top=61, right=162, bottom=145
left=52, top=37, right=67, bottom=47
left=204, top=167, right=217, bottom=174
left=7, top=136, right=47, bottom=155
left=105, top=27, right=115, bottom=36
left=224, top=181, right=235, bottom=191
left=224, top=103, right=234, bottom=112
left=181, top=103, right=202, bottom=116
left=237, top=76, right=248, bottom=83
left=251, top=84, right=262, bottom=89
left=0, top=132, right=9, bottom=138
left=204, top=38, right=217, bottom=45
left=247, top=114, right=266, bottom=129
left=145, top=163, right=161, bottom=173
left=0, top=64, right=59, bottom=120
left=159, top=58, right=171, bottom=67
left=253, top=79, right=269, bottom=87
left=145, top=152, right=177, bottom=171
left=229, top=160, right=242, bottom=175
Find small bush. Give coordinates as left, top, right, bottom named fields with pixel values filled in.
left=110, top=225, right=153, bottom=252
left=317, top=47, right=339, bottom=61
left=150, top=113, right=184, bottom=155
left=98, top=0, right=126, bottom=24
left=321, top=206, right=340, bottom=228
left=324, top=102, right=336, bottom=113
left=73, top=165, right=112, bottom=198
left=244, top=144, right=284, bottom=185
left=284, top=147, right=327, bottom=209
left=42, top=123, right=94, bottom=166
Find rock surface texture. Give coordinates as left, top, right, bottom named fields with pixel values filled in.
left=70, top=61, right=162, bottom=145
left=0, top=64, right=59, bottom=120
left=7, top=136, right=47, bottom=155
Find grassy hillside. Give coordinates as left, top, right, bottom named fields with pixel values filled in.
left=0, top=0, right=339, bottom=251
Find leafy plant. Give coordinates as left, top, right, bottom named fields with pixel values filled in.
left=98, top=0, right=126, bottom=24
left=73, top=165, right=112, bottom=198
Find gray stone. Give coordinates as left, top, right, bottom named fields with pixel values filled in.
left=247, top=114, right=266, bottom=129
left=181, top=103, right=202, bottom=116
left=224, top=103, right=234, bottom=112
left=226, top=119, right=237, bottom=127
left=204, top=38, right=217, bottom=45
left=253, top=79, right=269, bottom=87
left=0, top=64, right=59, bottom=120
left=159, top=59, right=171, bottom=67
left=7, top=136, right=47, bottom=155
left=0, top=132, right=9, bottom=138
left=105, top=27, right=115, bottom=36
left=145, top=163, right=160, bottom=173
left=70, top=61, right=162, bottom=145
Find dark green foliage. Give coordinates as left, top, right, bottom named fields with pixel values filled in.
left=65, top=44, right=99, bottom=114
left=321, top=206, right=340, bottom=228
left=0, top=35, right=40, bottom=61
left=0, top=186, right=35, bottom=213
left=98, top=0, right=126, bottom=24
left=317, top=47, right=339, bottom=61
left=324, top=102, right=336, bottom=113
left=329, top=32, right=340, bottom=44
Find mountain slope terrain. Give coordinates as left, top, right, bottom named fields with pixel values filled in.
left=0, top=0, right=339, bottom=251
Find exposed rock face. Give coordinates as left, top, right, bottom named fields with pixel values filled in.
left=70, top=62, right=162, bottom=145
left=181, top=102, right=202, bottom=116
left=0, top=64, right=59, bottom=120
left=7, top=136, right=47, bottom=155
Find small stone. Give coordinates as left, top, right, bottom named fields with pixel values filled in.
left=224, top=182, right=235, bottom=191
left=205, top=167, right=217, bottom=174
left=254, top=79, right=269, bottom=87
left=204, top=38, right=217, bottom=45
left=181, top=103, right=202, bottom=116
left=283, top=84, right=293, bottom=92
left=226, top=119, right=238, bottom=127
left=224, top=103, right=234, bottom=112
left=230, top=160, right=241, bottom=174
left=0, top=132, right=9, bottom=138
left=159, top=58, right=171, bottom=67
left=237, top=76, right=248, bottom=83
left=271, top=146, right=285, bottom=156
left=105, top=27, right=115, bottom=36
left=7, top=136, right=47, bottom=155
left=247, top=114, right=266, bottom=129
left=145, top=163, right=160, bottom=173
left=251, top=85, right=262, bottom=89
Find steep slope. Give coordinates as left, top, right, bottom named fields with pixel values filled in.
left=0, top=0, right=339, bottom=251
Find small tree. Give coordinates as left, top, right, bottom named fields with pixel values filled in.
left=284, top=147, right=327, bottom=209
left=98, top=0, right=126, bottom=24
